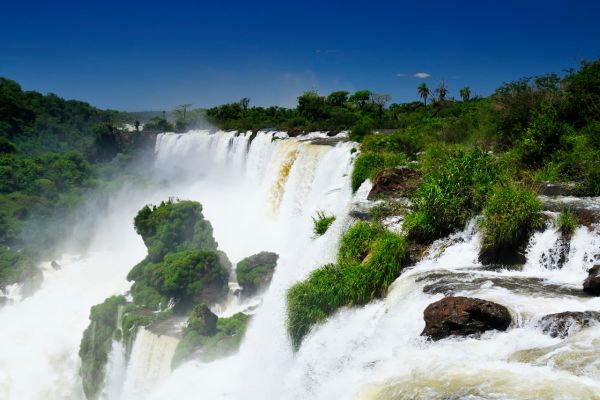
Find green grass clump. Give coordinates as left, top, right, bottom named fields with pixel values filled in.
left=404, top=147, right=500, bottom=242
left=368, top=200, right=407, bottom=222
left=79, top=295, right=126, bottom=400
left=557, top=210, right=578, bottom=235
left=286, top=222, right=408, bottom=349
left=480, top=184, right=543, bottom=252
left=350, top=152, right=408, bottom=192
left=312, top=210, right=336, bottom=237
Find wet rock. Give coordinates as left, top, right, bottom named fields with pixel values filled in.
left=236, top=252, right=279, bottom=297
left=367, top=167, right=421, bottom=200
left=538, top=196, right=600, bottom=228
left=538, top=311, right=600, bottom=338
left=583, top=265, right=600, bottom=295
left=479, top=246, right=527, bottom=266
left=51, top=260, right=61, bottom=270
left=421, top=296, right=512, bottom=340
left=0, top=295, right=7, bottom=307
left=187, top=304, right=218, bottom=336
left=536, top=182, right=578, bottom=196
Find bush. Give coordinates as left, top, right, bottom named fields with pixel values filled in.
left=235, top=251, right=279, bottom=296
left=0, top=246, right=37, bottom=289
left=519, top=105, right=572, bottom=166
left=79, top=295, right=126, bottom=400
left=287, top=222, right=408, bottom=349
left=361, top=132, right=423, bottom=156
left=557, top=210, right=578, bottom=235
left=480, top=184, right=543, bottom=253
left=312, top=211, right=336, bottom=236
left=404, top=147, right=500, bottom=242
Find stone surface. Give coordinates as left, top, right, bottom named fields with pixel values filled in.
left=421, top=296, right=512, bottom=340
left=583, top=265, right=600, bottom=295
left=538, top=311, right=600, bottom=338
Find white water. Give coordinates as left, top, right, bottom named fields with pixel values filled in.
left=1, top=130, right=600, bottom=399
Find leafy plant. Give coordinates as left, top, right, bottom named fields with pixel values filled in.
left=557, top=210, right=578, bottom=235
left=312, top=211, right=336, bottom=236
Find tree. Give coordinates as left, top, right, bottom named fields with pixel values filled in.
left=460, top=87, right=471, bottom=102
left=297, top=90, right=325, bottom=120
left=417, top=83, right=430, bottom=106
left=326, top=91, right=350, bottom=107
left=349, top=90, right=372, bottom=110
left=435, top=81, right=448, bottom=105
left=371, top=93, right=392, bottom=115
left=239, top=98, right=250, bottom=111
left=174, top=104, right=193, bottom=122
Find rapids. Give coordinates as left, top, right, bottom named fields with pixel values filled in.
left=0, top=130, right=599, bottom=400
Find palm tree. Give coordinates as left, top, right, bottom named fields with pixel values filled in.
left=418, top=83, right=430, bottom=106
left=459, top=87, right=471, bottom=102
left=435, top=81, right=448, bottom=105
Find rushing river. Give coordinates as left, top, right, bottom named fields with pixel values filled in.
left=0, top=130, right=599, bottom=399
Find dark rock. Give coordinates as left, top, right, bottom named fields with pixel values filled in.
left=51, top=260, right=61, bottom=270
left=479, top=246, right=526, bottom=266
left=583, top=265, right=600, bottom=296
left=538, top=311, right=600, bottom=338
left=188, top=304, right=218, bottom=336
left=538, top=196, right=600, bottom=228
left=421, top=296, right=512, bottom=340
left=536, top=182, right=578, bottom=196
left=367, top=167, right=421, bottom=200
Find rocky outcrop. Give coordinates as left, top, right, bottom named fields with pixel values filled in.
left=538, top=311, right=600, bottom=338
left=187, top=304, right=218, bottom=336
left=538, top=195, right=600, bottom=228
left=421, top=296, right=512, bottom=340
left=535, top=182, right=578, bottom=196
left=367, top=167, right=421, bottom=200
left=583, top=265, right=600, bottom=295
left=236, top=252, right=279, bottom=297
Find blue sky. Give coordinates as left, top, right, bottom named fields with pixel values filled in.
left=1, top=0, right=598, bottom=111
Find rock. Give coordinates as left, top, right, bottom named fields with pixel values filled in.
left=236, top=252, right=279, bottom=297
left=536, top=182, right=578, bottom=196
left=538, top=196, right=600, bottom=228
left=51, top=260, right=61, bottom=270
left=187, top=304, right=218, bottom=336
left=583, top=265, right=600, bottom=295
left=538, top=311, right=600, bottom=338
left=367, top=167, right=421, bottom=200
left=421, top=296, right=512, bottom=340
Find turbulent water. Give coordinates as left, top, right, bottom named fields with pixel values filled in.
left=1, top=130, right=600, bottom=399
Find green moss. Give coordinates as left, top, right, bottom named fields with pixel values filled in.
left=480, top=184, right=543, bottom=253
left=557, top=210, right=578, bottom=236
left=78, top=295, right=126, bottom=400
left=404, top=147, right=500, bottom=243
left=287, top=223, right=408, bottom=349
left=236, top=251, right=279, bottom=296
left=171, top=312, right=251, bottom=368
left=312, top=210, right=336, bottom=237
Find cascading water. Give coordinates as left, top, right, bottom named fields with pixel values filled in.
left=1, top=129, right=600, bottom=400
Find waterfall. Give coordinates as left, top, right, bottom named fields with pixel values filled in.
left=2, top=129, right=600, bottom=400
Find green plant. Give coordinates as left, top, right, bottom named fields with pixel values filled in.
left=235, top=251, right=279, bottom=295
left=480, top=184, right=543, bottom=252
left=557, top=210, right=578, bottom=235
left=312, top=211, right=336, bottom=236
left=287, top=222, right=408, bottom=349
left=368, top=200, right=407, bottom=221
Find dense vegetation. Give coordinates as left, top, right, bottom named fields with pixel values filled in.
left=287, top=221, right=409, bottom=349
left=79, top=200, right=239, bottom=398
left=0, top=77, right=155, bottom=291
left=235, top=251, right=279, bottom=296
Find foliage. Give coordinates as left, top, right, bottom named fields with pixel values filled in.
left=368, top=200, right=407, bottom=222
left=556, top=210, right=578, bottom=236
left=404, top=148, right=500, bottom=242
left=0, top=246, right=38, bottom=289
left=172, top=312, right=250, bottom=367
left=235, top=251, right=279, bottom=295
left=479, top=184, right=543, bottom=252
left=78, top=295, right=126, bottom=400
left=351, top=152, right=408, bottom=192
left=287, top=222, right=408, bottom=349
left=312, top=211, right=336, bottom=237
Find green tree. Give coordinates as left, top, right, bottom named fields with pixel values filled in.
left=326, top=91, right=350, bottom=107
left=460, top=86, right=471, bottom=102
left=417, top=83, right=430, bottom=106
left=349, top=90, right=372, bottom=110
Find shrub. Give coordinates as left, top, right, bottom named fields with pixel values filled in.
left=557, top=210, right=578, bottom=235
left=79, top=295, right=126, bottom=400
left=519, top=105, right=572, bottom=166
left=480, top=184, right=543, bottom=253
left=404, top=147, right=500, bottom=242
left=287, top=222, right=408, bottom=349
left=236, top=251, right=279, bottom=296
left=361, top=132, right=423, bottom=156
left=312, top=211, right=336, bottom=236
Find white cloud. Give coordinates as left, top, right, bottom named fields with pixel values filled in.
left=396, top=72, right=431, bottom=79
left=413, top=72, right=431, bottom=78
